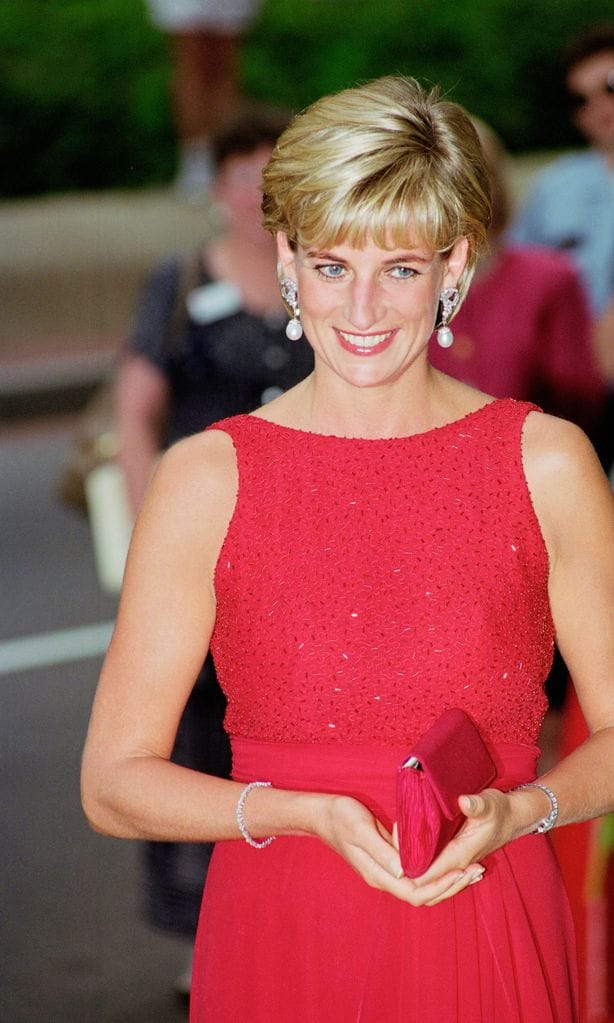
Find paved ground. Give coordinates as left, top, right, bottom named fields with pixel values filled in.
left=0, top=417, right=192, bottom=1023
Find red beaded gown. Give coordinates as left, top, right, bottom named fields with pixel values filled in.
left=190, top=397, right=579, bottom=1022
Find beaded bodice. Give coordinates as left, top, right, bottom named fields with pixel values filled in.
left=208, top=399, right=553, bottom=747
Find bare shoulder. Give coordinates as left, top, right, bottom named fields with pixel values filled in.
left=521, top=410, right=614, bottom=554
left=128, top=428, right=238, bottom=573
left=151, top=428, right=238, bottom=504
left=522, top=410, right=604, bottom=489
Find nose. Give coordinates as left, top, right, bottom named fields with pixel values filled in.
left=345, top=276, right=383, bottom=330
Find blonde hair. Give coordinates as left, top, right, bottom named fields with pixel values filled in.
left=469, top=117, right=510, bottom=238
left=262, top=76, right=491, bottom=301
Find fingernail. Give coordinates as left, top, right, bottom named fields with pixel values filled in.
left=469, top=869, right=485, bottom=885
left=390, top=860, right=404, bottom=879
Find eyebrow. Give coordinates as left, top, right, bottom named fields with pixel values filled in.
left=305, top=248, right=433, bottom=265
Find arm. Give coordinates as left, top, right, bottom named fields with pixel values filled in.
left=115, top=352, right=170, bottom=515
left=82, top=428, right=245, bottom=840
left=522, top=414, right=614, bottom=822
left=428, top=415, right=614, bottom=880
left=82, top=431, right=359, bottom=844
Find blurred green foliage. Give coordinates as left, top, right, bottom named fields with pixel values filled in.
left=1, top=0, right=613, bottom=196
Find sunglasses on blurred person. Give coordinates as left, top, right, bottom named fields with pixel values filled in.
left=567, top=70, right=614, bottom=109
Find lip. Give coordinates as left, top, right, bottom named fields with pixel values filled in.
left=335, top=327, right=397, bottom=356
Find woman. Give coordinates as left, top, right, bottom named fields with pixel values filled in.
left=82, top=77, right=614, bottom=1021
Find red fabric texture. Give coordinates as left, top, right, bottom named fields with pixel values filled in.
left=190, top=400, right=579, bottom=1021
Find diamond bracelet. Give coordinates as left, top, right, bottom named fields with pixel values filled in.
left=513, top=782, right=559, bottom=834
left=236, top=781, right=276, bottom=849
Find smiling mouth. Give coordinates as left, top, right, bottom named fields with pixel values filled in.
left=337, top=329, right=395, bottom=354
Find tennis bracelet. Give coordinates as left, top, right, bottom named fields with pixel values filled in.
left=513, top=781, right=559, bottom=834
left=236, top=781, right=276, bottom=849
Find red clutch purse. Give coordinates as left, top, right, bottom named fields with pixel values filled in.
left=396, top=708, right=496, bottom=878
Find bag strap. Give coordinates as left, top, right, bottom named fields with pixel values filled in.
left=165, top=248, right=207, bottom=357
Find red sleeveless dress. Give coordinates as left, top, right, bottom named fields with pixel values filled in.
left=191, top=398, right=578, bottom=1022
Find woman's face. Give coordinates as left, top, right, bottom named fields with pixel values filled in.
left=566, top=50, right=614, bottom=152
left=277, top=232, right=468, bottom=390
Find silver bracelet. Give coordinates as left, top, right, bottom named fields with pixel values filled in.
left=236, top=781, right=276, bottom=849
left=513, top=782, right=559, bottom=834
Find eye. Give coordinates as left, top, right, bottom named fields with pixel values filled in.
left=315, top=263, right=345, bottom=279
left=388, top=265, right=416, bottom=279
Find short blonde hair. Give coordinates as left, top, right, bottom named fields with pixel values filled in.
left=262, top=76, right=491, bottom=300
left=470, top=117, right=510, bottom=238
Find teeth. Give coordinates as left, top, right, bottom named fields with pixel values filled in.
left=339, top=330, right=391, bottom=348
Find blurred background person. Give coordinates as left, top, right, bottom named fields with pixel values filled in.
left=510, top=23, right=614, bottom=477
left=144, top=0, right=265, bottom=194
left=115, top=114, right=313, bottom=1002
left=511, top=23, right=614, bottom=318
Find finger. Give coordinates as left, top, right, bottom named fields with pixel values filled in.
left=458, top=793, right=486, bottom=816
left=348, top=843, right=405, bottom=887
left=423, top=865, right=487, bottom=907
left=375, top=817, right=393, bottom=843
left=406, top=868, right=468, bottom=905
left=391, top=821, right=399, bottom=851
left=414, top=854, right=484, bottom=889
left=361, top=820, right=404, bottom=880
left=371, top=819, right=402, bottom=876
left=388, top=855, right=404, bottom=880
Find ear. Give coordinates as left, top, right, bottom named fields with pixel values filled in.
left=443, top=237, right=469, bottom=288
left=276, top=232, right=297, bottom=280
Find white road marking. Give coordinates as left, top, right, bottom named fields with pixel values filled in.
left=0, top=621, right=114, bottom=676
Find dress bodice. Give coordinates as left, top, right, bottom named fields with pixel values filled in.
left=208, top=398, right=553, bottom=747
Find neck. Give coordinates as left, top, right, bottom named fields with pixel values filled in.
left=298, top=360, right=446, bottom=439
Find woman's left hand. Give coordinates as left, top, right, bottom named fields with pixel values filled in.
left=406, top=788, right=517, bottom=905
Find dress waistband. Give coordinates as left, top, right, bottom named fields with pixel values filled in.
left=231, top=736, right=541, bottom=830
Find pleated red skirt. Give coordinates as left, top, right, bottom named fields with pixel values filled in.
left=191, top=738, right=579, bottom=1022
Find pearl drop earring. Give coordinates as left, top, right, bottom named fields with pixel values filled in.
left=280, top=277, right=303, bottom=341
left=436, top=287, right=460, bottom=349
